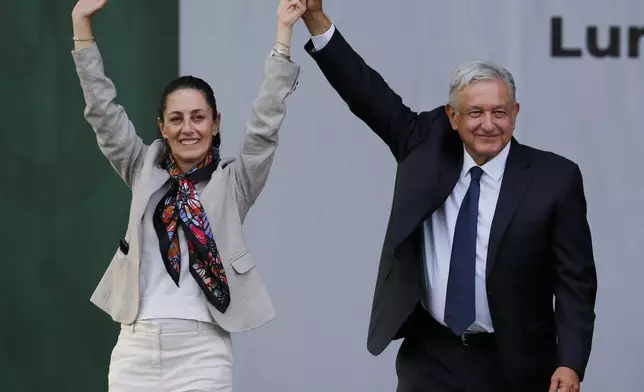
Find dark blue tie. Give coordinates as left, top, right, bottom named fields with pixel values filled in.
left=444, top=166, right=483, bottom=335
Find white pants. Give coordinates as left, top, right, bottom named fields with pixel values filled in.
left=108, top=319, right=233, bottom=392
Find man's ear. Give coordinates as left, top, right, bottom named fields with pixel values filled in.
left=512, top=101, right=520, bottom=129
left=445, top=104, right=458, bottom=131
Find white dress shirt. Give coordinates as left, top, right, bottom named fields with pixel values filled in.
left=310, top=23, right=337, bottom=51
left=310, top=24, right=511, bottom=332
left=422, top=144, right=510, bottom=333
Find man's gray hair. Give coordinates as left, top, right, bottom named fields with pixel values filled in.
left=448, top=60, right=516, bottom=107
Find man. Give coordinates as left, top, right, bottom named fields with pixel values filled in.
left=301, top=2, right=597, bottom=392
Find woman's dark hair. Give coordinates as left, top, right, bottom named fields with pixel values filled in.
left=158, top=75, right=221, bottom=147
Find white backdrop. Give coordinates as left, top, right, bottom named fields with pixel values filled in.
left=180, top=1, right=643, bottom=391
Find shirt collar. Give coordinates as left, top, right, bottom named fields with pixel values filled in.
left=460, top=141, right=511, bottom=182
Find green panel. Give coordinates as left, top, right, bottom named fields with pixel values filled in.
left=0, top=1, right=178, bottom=390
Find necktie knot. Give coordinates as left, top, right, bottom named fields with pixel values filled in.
left=470, top=166, right=483, bottom=182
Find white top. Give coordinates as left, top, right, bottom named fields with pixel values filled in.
left=137, top=184, right=214, bottom=323
left=311, top=25, right=511, bottom=332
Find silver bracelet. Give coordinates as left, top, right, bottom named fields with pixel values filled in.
left=270, top=47, right=291, bottom=61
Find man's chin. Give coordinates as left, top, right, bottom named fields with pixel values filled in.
left=475, top=141, right=505, bottom=156
left=483, top=147, right=502, bottom=155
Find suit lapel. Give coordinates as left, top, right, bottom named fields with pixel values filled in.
left=391, top=130, right=463, bottom=254
left=486, top=139, right=532, bottom=277
left=134, top=155, right=170, bottom=223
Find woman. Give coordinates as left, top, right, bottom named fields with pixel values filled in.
left=70, top=0, right=305, bottom=390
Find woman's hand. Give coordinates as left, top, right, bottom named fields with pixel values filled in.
left=277, top=0, right=306, bottom=28
left=71, top=0, right=108, bottom=50
left=72, top=0, right=108, bottom=23
left=275, top=0, right=306, bottom=56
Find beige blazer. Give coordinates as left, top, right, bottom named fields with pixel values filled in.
left=72, top=43, right=300, bottom=332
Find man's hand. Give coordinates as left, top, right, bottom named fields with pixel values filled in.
left=301, top=0, right=330, bottom=35
left=549, top=367, right=580, bottom=392
left=305, top=0, right=322, bottom=13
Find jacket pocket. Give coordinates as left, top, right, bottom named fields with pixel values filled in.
left=118, top=238, right=130, bottom=255
left=229, top=250, right=255, bottom=274
left=112, top=246, right=128, bottom=262
left=523, top=319, right=556, bottom=351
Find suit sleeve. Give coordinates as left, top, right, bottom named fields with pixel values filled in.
left=305, top=28, right=435, bottom=162
left=232, top=54, right=300, bottom=222
left=552, top=164, right=597, bottom=381
left=72, top=43, right=147, bottom=188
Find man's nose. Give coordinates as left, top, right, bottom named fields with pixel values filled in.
left=481, top=112, right=495, bottom=131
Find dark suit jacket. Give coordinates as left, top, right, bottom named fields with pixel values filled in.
left=305, top=29, right=597, bottom=387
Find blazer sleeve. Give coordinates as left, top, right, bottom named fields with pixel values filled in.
left=231, top=54, right=300, bottom=221
left=552, top=164, right=598, bottom=381
left=72, top=43, right=147, bottom=188
left=305, top=28, right=438, bottom=162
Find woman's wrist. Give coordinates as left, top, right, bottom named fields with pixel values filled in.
left=72, top=15, right=92, bottom=34
left=72, top=12, right=91, bottom=28
left=72, top=16, right=94, bottom=50
left=275, top=23, right=294, bottom=53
